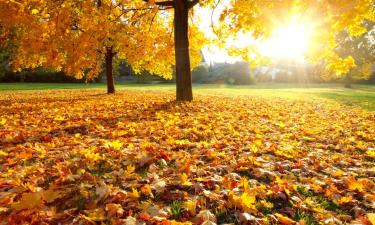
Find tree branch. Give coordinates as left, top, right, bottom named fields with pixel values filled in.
left=143, top=0, right=174, bottom=7
left=188, top=0, right=199, bottom=9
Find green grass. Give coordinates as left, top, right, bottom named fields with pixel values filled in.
left=1, top=82, right=374, bottom=111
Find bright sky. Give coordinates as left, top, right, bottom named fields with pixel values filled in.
left=196, top=6, right=313, bottom=64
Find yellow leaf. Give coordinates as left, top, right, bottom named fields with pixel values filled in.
left=240, top=192, right=256, bottom=210
left=0, top=150, right=8, bottom=156
left=238, top=177, right=250, bottom=192
left=83, top=208, right=106, bottom=222
left=347, top=177, right=364, bottom=192
left=254, top=139, right=262, bottom=147
left=105, top=140, right=123, bottom=150
left=179, top=173, right=192, bottom=186
left=275, top=213, right=296, bottom=225
left=54, top=115, right=65, bottom=121
left=170, top=221, right=193, bottom=225
left=183, top=200, right=197, bottom=215
left=338, top=195, right=353, bottom=205
left=31, top=9, right=39, bottom=15
left=128, top=188, right=140, bottom=199
left=0, top=118, right=6, bottom=125
left=367, top=213, right=375, bottom=225
left=111, top=140, right=123, bottom=150
left=333, top=170, right=344, bottom=178
left=367, top=150, right=375, bottom=158
left=126, top=164, right=135, bottom=175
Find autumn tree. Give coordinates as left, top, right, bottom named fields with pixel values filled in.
left=0, top=0, right=205, bottom=94
left=335, top=21, right=375, bottom=88
left=144, top=0, right=373, bottom=100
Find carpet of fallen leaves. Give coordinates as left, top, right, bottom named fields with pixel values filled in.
left=0, top=90, right=374, bottom=225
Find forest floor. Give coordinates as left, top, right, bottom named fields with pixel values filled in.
left=0, top=88, right=374, bottom=224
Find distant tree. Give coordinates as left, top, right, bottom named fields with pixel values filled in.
left=192, top=65, right=209, bottom=83
left=194, top=62, right=254, bottom=85
left=224, top=62, right=254, bottom=85
left=334, top=21, right=375, bottom=88
left=255, top=73, right=273, bottom=83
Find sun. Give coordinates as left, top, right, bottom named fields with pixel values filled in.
left=259, top=23, right=312, bottom=60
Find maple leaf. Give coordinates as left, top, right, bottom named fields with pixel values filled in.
left=111, top=140, right=123, bottom=150
left=127, top=188, right=140, bottom=199
left=347, top=177, right=365, bottom=192
left=82, top=208, right=106, bottom=222
left=141, top=184, right=152, bottom=196
left=179, top=173, right=192, bottom=186
left=125, top=164, right=136, bottom=176
left=183, top=200, right=197, bottom=215
left=11, top=192, right=44, bottom=210
left=19, top=151, right=32, bottom=160
left=240, top=192, right=257, bottom=210
left=105, top=203, right=124, bottom=217
left=337, top=195, right=353, bottom=205
left=230, top=191, right=257, bottom=212
left=104, top=140, right=123, bottom=150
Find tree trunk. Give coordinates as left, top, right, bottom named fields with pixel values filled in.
left=174, top=0, right=193, bottom=101
left=105, top=47, right=115, bottom=94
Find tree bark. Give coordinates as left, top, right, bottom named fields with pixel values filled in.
left=174, top=0, right=193, bottom=101
left=105, top=47, right=115, bottom=94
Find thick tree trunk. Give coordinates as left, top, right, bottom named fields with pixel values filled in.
left=174, top=0, right=193, bottom=101
left=105, top=47, right=115, bottom=94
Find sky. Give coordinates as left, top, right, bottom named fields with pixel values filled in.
left=195, top=6, right=238, bottom=64
left=194, top=4, right=312, bottom=65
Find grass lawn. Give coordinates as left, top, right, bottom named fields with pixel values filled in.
left=1, top=82, right=374, bottom=111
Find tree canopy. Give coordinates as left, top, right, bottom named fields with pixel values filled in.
left=0, top=0, right=204, bottom=80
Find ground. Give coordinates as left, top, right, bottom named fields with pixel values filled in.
left=0, top=84, right=374, bottom=225
left=0, top=83, right=374, bottom=111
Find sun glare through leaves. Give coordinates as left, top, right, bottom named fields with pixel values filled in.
left=259, top=23, right=313, bottom=60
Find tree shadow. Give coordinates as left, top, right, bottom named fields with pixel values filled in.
left=0, top=99, right=185, bottom=147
